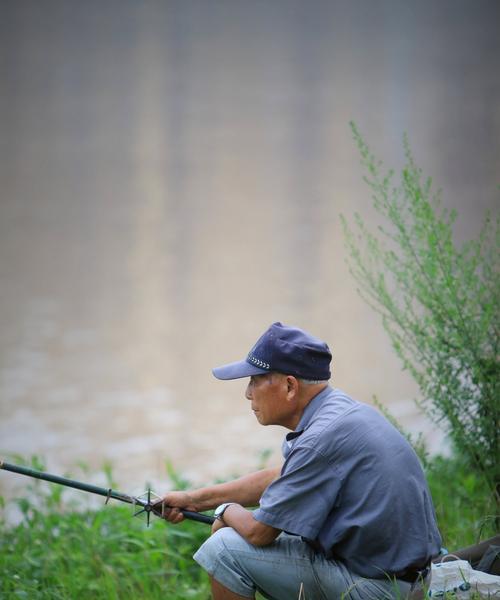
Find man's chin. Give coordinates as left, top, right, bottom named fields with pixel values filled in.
left=253, top=412, right=266, bottom=425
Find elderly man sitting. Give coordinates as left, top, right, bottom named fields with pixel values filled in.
left=160, top=322, right=441, bottom=600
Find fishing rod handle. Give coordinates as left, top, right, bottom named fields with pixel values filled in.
left=182, top=509, right=215, bottom=525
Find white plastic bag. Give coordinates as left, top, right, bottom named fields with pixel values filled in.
left=428, top=558, right=500, bottom=598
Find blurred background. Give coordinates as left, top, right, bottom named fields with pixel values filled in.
left=0, top=0, right=499, bottom=503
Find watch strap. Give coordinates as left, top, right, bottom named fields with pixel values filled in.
left=214, top=502, right=235, bottom=521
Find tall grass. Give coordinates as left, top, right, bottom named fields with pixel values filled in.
left=0, top=454, right=497, bottom=599
left=0, top=459, right=210, bottom=600
left=427, top=454, right=497, bottom=549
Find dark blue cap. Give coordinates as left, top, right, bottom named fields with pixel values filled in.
left=212, top=322, right=332, bottom=381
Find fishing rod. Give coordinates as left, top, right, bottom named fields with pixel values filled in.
left=0, top=460, right=214, bottom=526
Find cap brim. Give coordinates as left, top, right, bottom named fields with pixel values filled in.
left=212, top=359, right=269, bottom=380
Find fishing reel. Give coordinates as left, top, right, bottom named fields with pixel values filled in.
left=132, top=488, right=163, bottom=526
left=105, top=487, right=162, bottom=527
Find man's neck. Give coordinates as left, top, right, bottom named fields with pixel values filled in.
left=288, top=383, right=328, bottom=430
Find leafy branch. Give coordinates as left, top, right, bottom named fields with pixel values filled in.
left=341, top=122, right=500, bottom=503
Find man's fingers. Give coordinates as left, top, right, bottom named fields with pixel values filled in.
left=170, top=508, right=185, bottom=524
left=153, top=492, right=194, bottom=523
left=155, top=502, right=185, bottom=523
left=211, top=518, right=226, bottom=535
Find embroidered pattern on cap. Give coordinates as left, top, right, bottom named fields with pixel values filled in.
left=247, top=353, right=270, bottom=370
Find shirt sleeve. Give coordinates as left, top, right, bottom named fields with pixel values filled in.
left=253, top=444, right=343, bottom=540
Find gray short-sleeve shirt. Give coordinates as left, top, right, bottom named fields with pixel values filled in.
left=253, top=387, right=441, bottom=579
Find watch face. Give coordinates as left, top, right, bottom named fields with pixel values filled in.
left=215, top=503, right=229, bottom=518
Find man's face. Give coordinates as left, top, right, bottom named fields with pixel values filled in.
left=245, top=373, right=293, bottom=427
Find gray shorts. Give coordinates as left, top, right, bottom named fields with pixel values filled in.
left=193, top=528, right=412, bottom=600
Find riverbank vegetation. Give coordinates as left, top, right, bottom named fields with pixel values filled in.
left=341, top=123, right=499, bottom=506
left=0, top=453, right=496, bottom=599
left=0, top=458, right=210, bottom=599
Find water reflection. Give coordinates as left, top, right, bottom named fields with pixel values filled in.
left=0, top=1, right=498, bottom=501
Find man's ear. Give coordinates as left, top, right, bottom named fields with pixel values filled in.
left=286, top=375, right=299, bottom=399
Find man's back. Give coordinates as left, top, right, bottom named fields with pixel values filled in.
left=255, top=387, right=442, bottom=578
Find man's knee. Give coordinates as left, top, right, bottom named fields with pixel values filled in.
left=194, top=528, right=256, bottom=598
left=198, top=527, right=248, bottom=564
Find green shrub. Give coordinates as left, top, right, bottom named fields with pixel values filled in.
left=341, top=123, right=499, bottom=505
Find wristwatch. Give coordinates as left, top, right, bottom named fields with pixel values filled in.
left=214, top=502, right=234, bottom=521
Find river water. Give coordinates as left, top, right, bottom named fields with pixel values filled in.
left=0, top=0, right=499, bottom=508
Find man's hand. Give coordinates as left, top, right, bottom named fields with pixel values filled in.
left=155, top=491, right=198, bottom=524
left=211, top=516, right=227, bottom=535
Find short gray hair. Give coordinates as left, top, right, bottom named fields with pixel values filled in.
left=266, top=373, right=329, bottom=385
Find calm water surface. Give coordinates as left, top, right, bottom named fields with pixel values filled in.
left=0, top=1, right=498, bottom=508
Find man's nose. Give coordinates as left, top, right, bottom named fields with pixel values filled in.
left=245, top=383, right=252, bottom=400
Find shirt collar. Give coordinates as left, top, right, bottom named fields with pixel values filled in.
left=285, top=385, right=331, bottom=443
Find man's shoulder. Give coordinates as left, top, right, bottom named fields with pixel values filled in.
left=307, top=388, right=363, bottom=432
left=293, top=389, right=358, bottom=455
left=315, top=388, right=394, bottom=428
left=299, top=389, right=402, bottom=458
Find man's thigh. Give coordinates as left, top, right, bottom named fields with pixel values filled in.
left=194, top=529, right=327, bottom=599
left=194, top=529, right=409, bottom=600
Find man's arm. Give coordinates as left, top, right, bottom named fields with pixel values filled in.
left=212, top=503, right=281, bottom=546
left=159, top=466, right=281, bottom=523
